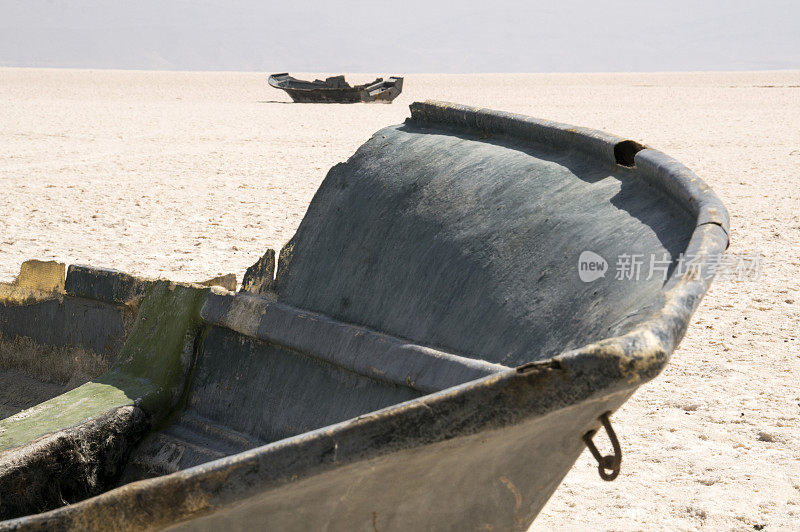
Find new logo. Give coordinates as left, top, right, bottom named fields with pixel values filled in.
left=578, top=251, right=608, bottom=282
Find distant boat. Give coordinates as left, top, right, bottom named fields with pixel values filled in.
left=268, top=73, right=404, bottom=103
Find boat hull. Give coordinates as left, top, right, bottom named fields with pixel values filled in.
left=0, top=101, right=729, bottom=530
left=282, top=87, right=364, bottom=103
left=268, top=73, right=404, bottom=103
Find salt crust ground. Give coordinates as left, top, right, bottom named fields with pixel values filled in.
left=1, top=68, right=798, bottom=530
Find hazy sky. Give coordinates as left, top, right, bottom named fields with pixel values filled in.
left=1, top=0, right=798, bottom=72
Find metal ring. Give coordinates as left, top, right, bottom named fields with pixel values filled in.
left=582, top=411, right=622, bottom=481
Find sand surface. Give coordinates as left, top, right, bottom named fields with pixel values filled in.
left=1, top=68, right=798, bottom=529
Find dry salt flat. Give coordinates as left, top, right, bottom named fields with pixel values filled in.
left=0, top=68, right=798, bottom=530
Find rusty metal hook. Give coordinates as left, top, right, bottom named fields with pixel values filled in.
left=582, top=412, right=622, bottom=481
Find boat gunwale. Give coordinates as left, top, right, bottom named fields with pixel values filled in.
left=267, top=74, right=388, bottom=93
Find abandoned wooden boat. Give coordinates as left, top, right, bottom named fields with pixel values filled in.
left=0, top=101, right=729, bottom=530
left=267, top=73, right=403, bottom=103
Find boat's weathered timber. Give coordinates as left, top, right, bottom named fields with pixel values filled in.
left=268, top=73, right=404, bottom=103
left=0, top=101, right=728, bottom=531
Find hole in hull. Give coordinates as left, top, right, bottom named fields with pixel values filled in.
left=614, top=140, right=645, bottom=167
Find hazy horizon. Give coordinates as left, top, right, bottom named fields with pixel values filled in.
left=2, top=1, right=799, bottom=73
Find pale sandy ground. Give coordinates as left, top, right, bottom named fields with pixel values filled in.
left=1, top=68, right=798, bottom=530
